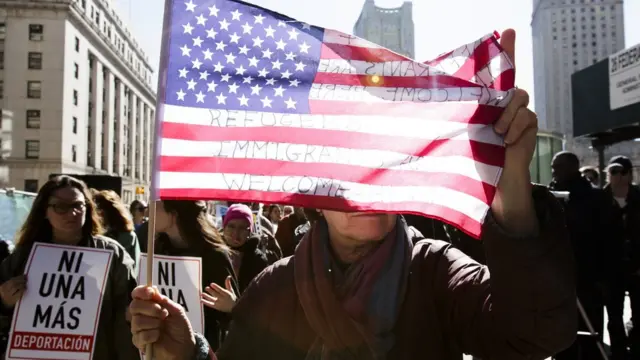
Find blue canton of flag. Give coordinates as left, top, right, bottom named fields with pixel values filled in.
left=165, top=0, right=324, bottom=114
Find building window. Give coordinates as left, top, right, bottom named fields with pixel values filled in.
left=72, top=145, right=77, bottom=162
left=0, top=80, right=3, bottom=99
left=25, top=140, right=40, bottom=159
left=28, top=52, right=43, bottom=69
left=74, top=63, right=79, bottom=78
left=28, top=24, right=44, bottom=41
left=0, top=51, right=4, bottom=69
left=26, top=110, right=41, bottom=129
left=27, top=81, right=42, bottom=98
left=73, top=90, right=78, bottom=105
left=0, top=23, right=5, bottom=40
left=24, top=179, right=39, bottom=193
left=72, top=116, right=78, bottom=134
left=75, top=36, right=80, bottom=52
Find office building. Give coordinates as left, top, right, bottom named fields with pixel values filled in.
left=0, top=0, right=156, bottom=203
left=532, top=0, right=625, bottom=164
left=353, top=0, right=415, bottom=58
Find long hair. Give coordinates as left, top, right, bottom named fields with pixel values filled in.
left=162, top=200, right=229, bottom=254
left=93, top=190, right=134, bottom=233
left=14, top=175, right=103, bottom=249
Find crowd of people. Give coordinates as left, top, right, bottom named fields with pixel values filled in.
left=1, top=85, right=637, bottom=359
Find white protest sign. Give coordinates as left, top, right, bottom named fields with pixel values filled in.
left=609, top=43, right=640, bottom=110
left=137, top=254, right=204, bottom=334
left=6, top=243, right=113, bottom=360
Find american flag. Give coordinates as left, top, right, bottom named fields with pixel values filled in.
left=153, top=0, right=515, bottom=237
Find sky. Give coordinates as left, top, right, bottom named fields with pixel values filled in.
left=114, top=0, right=640, bottom=112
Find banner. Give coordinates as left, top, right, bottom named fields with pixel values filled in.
left=6, top=243, right=113, bottom=360
left=137, top=254, right=204, bottom=334
left=609, top=43, right=640, bottom=110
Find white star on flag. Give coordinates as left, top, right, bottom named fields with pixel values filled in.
left=208, top=5, right=219, bottom=17
left=180, top=45, right=191, bottom=56
left=273, top=85, right=285, bottom=97
left=185, top=0, right=196, bottom=12
left=264, top=25, right=276, bottom=38
left=230, top=9, right=242, bottom=21
left=182, top=23, right=194, bottom=34
left=284, top=97, right=297, bottom=109
left=238, top=94, right=249, bottom=106
left=196, top=14, right=207, bottom=26
left=219, top=19, right=230, bottom=30
left=261, top=96, right=272, bottom=108
left=207, top=80, right=218, bottom=92
left=224, top=53, right=236, bottom=64
left=254, top=14, right=265, bottom=24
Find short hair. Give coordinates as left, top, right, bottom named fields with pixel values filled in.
left=553, top=151, right=580, bottom=168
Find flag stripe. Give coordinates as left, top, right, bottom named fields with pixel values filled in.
left=307, top=84, right=511, bottom=105
left=312, top=72, right=482, bottom=89
left=306, top=99, right=509, bottom=119
left=160, top=122, right=506, bottom=167
left=317, top=59, right=449, bottom=77
left=158, top=138, right=502, bottom=183
left=158, top=187, right=484, bottom=237
left=161, top=104, right=505, bottom=143
left=156, top=171, right=490, bottom=221
left=158, top=156, right=497, bottom=203
left=452, top=36, right=502, bottom=81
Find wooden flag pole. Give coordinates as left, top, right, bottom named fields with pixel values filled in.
left=145, top=200, right=157, bottom=360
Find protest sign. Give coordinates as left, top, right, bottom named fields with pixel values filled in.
left=6, top=243, right=113, bottom=360
left=137, top=254, right=204, bottom=334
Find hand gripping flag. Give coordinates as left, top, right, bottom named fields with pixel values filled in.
left=152, top=0, right=516, bottom=238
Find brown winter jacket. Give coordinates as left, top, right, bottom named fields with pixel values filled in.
left=214, top=185, right=577, bottom=360
left=0, top=235, right=139, bottom=360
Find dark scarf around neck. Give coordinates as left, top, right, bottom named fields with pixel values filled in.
left=294, top=217, right=413, bottom=359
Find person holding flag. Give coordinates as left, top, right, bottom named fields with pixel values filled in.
left=128, top=16, right=576, bottom=360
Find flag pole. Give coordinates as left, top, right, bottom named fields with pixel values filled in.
left=145, top=0, right=173, bottom=356
left=144, top=200, right=156, bottom=360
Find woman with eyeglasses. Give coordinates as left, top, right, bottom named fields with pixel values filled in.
left=201, top=204, right=274, bottom=315
left=153, top=200, right=238, bottom=352
left=0, top=175, right=138, bottom=359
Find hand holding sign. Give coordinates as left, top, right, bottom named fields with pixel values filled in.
left=201, top=276, right=237, bottom=313
left=0, top=275, right=26, bottom=308
left=130, top=286, right=196, bottom=359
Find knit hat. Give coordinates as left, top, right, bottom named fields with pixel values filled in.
left=223, top=203, right=254, bottom=229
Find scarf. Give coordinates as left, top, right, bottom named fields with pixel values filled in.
left=294, top=217, right=413, bottom=359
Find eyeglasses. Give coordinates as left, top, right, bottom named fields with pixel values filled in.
left=224, top=223, right=251, bottom=236
left=48, top=202, right=86, bottom=214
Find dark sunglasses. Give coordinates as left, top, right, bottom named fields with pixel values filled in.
left=609, top=168, right=629, bottom=176
left=48, top=202, right=86, bottom=214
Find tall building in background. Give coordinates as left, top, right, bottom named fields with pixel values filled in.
left=0, top=0, right=156, bottom=203
left=532, top=0, right=626, bottom=165
left=353, top=0, right=415, bottom=58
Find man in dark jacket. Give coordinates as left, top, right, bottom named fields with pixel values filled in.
left=550, top=151, right=624, bottom=360
left=604, top=155, right=640, bottom=358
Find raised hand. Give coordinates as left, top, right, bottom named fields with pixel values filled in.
left=201, top=276, right=237, bottom=313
